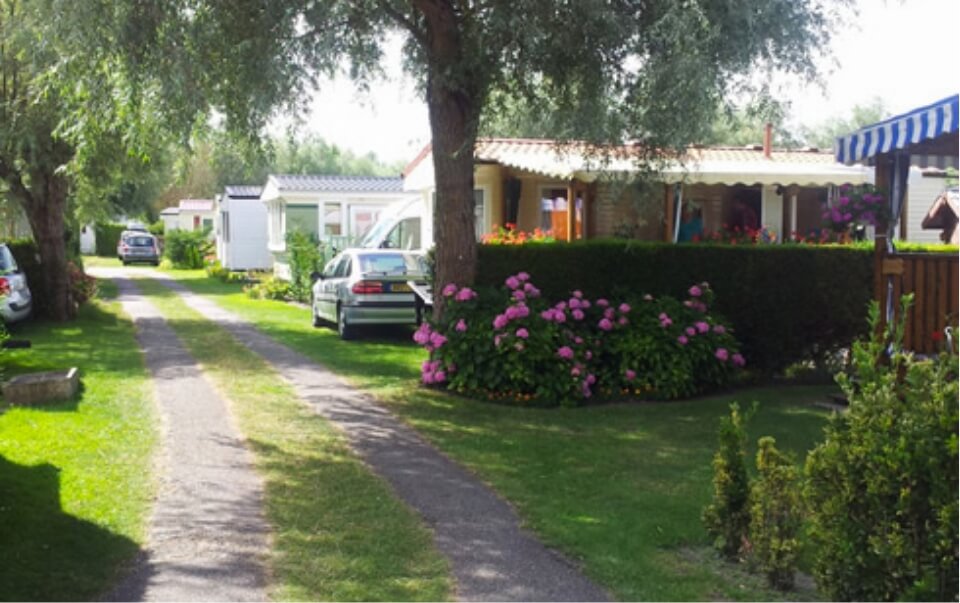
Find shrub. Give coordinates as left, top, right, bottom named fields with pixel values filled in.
left=244, top=276, right=291, bottom=301
left=67, top=261, right=98, bottom=306
left=415, top=273, right=744, bottom=406
left=749, top=437, right=802, bottom=591
left=702, top=402, right=754, bottom=561
left=286, top=232, right=327, bottom=303
left=476, top=241, right=873, bottom=374
left=804, top=298, right=959, bottom=601
left=94, top=222, right=126, bottom=257
left=163, top=228, right=213, bottom=269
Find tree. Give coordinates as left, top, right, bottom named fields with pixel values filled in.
left=114, top=0, right=842, bottom=316
left=796, top=97, right=889, bottom=150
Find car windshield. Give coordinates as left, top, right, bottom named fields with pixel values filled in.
left=0, top=245, right=17, bottom=275
left=356, top=253, right=420, bottom=275
left=128, top=236, right=155, bottom=247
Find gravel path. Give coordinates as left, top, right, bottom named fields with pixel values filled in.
left=148, top=272, right=611, bottom=602
left=100, top=273, right=269, bottom=602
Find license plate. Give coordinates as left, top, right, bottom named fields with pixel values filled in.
left=390, top=283, right=411, bottom=293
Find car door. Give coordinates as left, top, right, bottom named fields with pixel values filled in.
left=316, top=255, right=349, bottom=321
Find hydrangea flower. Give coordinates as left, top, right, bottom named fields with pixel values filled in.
left=516, top=328, right=529, bottom=339
left=455, top=319, right=468, bottom=332
left=557, top=346, right=574, bottom=360
left=688, top=285, right=702, bottom=297
left=618, top=303, right=631, bottom=314
left=713, top=324, right=726, bottom=334
left=685, top=326, right=696, bottom=336
left=599, top=318, right=613, bottom=331
left=505, top=276, right=520, bottom=290
left=442, top=283, right=458, bottom=297
left=695, top=321, right=710, bottom=334
left=455, top=287, right=477, bottom=302
left=493, top=314, right=509, bottom=330
left=732, top=353, right=746, bottom=367
left=715, top=348, right=729, bottom=362
left=413, top=323, right=431, bottom=345
left=596, top=298, right=610, bottom=307
left=677, top=335, right=689, bottom=345
left=517, top=271, right=530, bottom=282
left=625, top=369, right=636, bottom=381
left=513, top=290, right=526, bottom=301
left=572, top=309, right=585, bottom=321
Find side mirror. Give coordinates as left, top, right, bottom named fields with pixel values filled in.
left=310, top=271, right=322, bottom=284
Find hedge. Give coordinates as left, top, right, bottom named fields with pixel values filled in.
left=476, top=241, right=874, bottom=373
left=94, top=223, right=126, bottom=257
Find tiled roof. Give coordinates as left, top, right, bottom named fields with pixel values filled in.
left=269, top=174, right=403, bottom=193
left=407, top=138, right=870, bottom=186
left=224, top=185, right=263, bottom=198
left=179, top=199, right=215, bottom=212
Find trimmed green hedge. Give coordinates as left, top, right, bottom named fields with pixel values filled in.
left=476, top=241, right=874, bottom=373
left=94, top=223, right=126, bottom=257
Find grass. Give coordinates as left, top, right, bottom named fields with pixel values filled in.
left=133, top=276, right=451, bottom=601
left=166, top=268, right=836, bottom=601
left=0, top=280, right=157, bottom=601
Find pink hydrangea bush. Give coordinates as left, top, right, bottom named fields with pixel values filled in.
left=415, top=274, right=744, bottom=406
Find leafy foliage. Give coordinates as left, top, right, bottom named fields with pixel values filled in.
left=748, top=437, right=802, bottom=590
left=94, top=223, right=127, bottom=257
left=162, top=229, right=213, bottom=269
left=804, top=298, right=959, bottom=601
left=244, top=276, right=292, bottom=301
left=477, top=241, right=873, bottom=374
left=414, top=274, right=744, bottom=406
left=285, top=232, right=329, bottom=304
left=703, top=402, right=755, bottom=561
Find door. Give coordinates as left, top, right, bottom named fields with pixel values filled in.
left=316, top=255, right=351, bottom=321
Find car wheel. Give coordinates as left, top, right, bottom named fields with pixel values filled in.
left=337, top=306, right=353, bottom=340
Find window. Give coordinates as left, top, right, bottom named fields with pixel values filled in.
left=350, top=205, right=384, bottom=238
left=202, top=218, right=213, bottom=231
left=539, top=187, right=583, bottom=240
left=287, top=204, right=320, bottom=238
left=384, top=217, right=421, bottom=249
left=222, top=212, right=230, bottom=243
left=323, top=203, right=342, bottom=235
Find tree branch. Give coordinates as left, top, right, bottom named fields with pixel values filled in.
left=376, top=0, right=427, bottom=46
left=0, top=156, right=34, bottom=207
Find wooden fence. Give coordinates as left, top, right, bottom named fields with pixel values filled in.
left=876, top=238, right=959, bottom=354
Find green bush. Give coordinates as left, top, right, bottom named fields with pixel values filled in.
left=749, top=437, right=802, bottom=591
left=477, top=241, right=873, bottom=373
left=244, top=276, right=291, bottom=301
left=414, top=273, right=744, bottom=406
left=163, top=228, right=213, bottom=269
left=285, top=232, right=327, bottom=303
left=702, top=402, right=754, bottom=561
left=804, top=298, right=959, bottom=601
left=94, top=222, right=126, bottom=257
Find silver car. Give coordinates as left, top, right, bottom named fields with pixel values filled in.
left=118, top=231, right=160, bottom=266
left=0, top=243, right=32, bottom=324
left=311, top=249, right=427, bottom=340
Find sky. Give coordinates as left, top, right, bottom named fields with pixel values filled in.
left=299, top=0, right=960, bottom=165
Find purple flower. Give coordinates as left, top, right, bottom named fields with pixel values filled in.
left=715, top=348, right=729, bottom=362
left=557, top=346, right=574, bottom=360
left=540, top=309, right=555, bottom=321
left=732, top=353, right=746, bottom=367
left=572, top=290, right=583, bottom=299
left=604, top=308, right=615, bottom=320
left=505, top=276, right=520, bottom=290
left=596, top=298, right=610, bottom=307
left=574, top=337, right=584, bottom=344
left=625, top=369, right=636, bottom=381
left=429, top=332, right=447, bottom=349
left=585, top=350, right=593, bottom=360
left=515, top=304, right=530, bottom=318
left=434, top=370, right=446, bottom=383
left=695, top=302, right=707, bottom=313
left=695, top=321, right=710, bottom=334
left=505, top=306, right=519, bottom=320
left=517, top=271, right=530, bottom=282
left=455, top=319, right=468, bottom=332
left=580, top=300, right=591, bottom=309
left=685, top=327, right=696, bottom=336
left=455, top=287, right=477, bottom=302
left=442, top=283, right=458, bottom=297
left=599, top=318, right=613, bottom=331
left=689, top=285, right=702, bottom=298
left=585, top=374, right=596, bottom=385
left=677, top=335, right=688, bottom=345
left=523, top=283, right=540, bottom=297
left=660, top=317, right=673, bottom=328
left=569, top=297, right=582, bottom=309
left=618, top=317, right=628, bottom=326
left=512, top=290, right=526, bottom=301
left=413, top=324, right=431, bottom=345
left=555, top=301, right=568, bottom=311
left=572, top=309, right=585, bottom=321
left=516, top=328, right=529, bottom=339
left=571, top=366, right=581, bottom=377
left=493, top=314, right=509, bottom=330
left=494, top=334, right=503, bottom=347
left=712, top=324, right=726, bottom=334
left=554, top=311, right=567, bottom=324
left=618, top=303, right=631, bottom=314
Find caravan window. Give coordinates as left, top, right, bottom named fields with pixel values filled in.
left=384, top=217, right=422, bottom=249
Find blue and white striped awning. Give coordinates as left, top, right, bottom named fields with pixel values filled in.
left=835, top=95, right=959, bottom=166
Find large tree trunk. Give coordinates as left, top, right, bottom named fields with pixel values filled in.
left=19, top=167, right=75, bottom=321
left=417, top=0, right=482, bottom=319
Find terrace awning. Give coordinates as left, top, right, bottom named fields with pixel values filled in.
left=835, top=95, right=959, bottom=168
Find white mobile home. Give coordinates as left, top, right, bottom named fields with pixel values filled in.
left=216, top=185, right=270, bottom=270
left=261, top=174, right=410, bottom=279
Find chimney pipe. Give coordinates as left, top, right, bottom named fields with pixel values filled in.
left=763, top=123, right=773, bottom=159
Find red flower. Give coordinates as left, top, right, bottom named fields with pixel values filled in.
left=932, top=330, right=944, bottom=342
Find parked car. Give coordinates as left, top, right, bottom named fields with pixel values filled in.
left=311, top=249, right=427, bottom=339
left=0, top=243, right=32, bottom=324
left=117, top=232, right=160, bottom=266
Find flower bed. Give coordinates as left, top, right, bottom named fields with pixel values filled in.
left=415, top=273, right=744, bottom=406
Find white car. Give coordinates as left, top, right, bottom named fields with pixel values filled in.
left=0, top=244, right=32, bottom=324
left=311, top=249, right=427, bottom=340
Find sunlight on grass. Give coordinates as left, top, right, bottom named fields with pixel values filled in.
left=167, top=271, right=836, bottom=601
left=0, top=288, right=156, bottom=601
left=135, top=277, right=450, bottom=602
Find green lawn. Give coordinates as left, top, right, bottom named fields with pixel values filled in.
left=166, top=269, right=835, bottom=601
left=0, top=280, right=157, bottom=601
left=134, top=277, right=451, bottom=601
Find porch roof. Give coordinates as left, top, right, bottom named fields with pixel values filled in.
left=834, top=94, right=959, bottom=168
left=468, top=138, right=869, bottom=186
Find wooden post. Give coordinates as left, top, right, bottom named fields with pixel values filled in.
left=663, top=183, right=674, bottom=242
left=566, top=182, right=575, bottom=242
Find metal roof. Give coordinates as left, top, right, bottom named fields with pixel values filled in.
left=224, top=185, right=263, bottom=198
left=160, top=207, right=180, bottom=215
left=179, top=199, right=215, bottom=212
left=269, top=174, right=403, bottom=193
left=466, top=138, right=869, bottom=186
